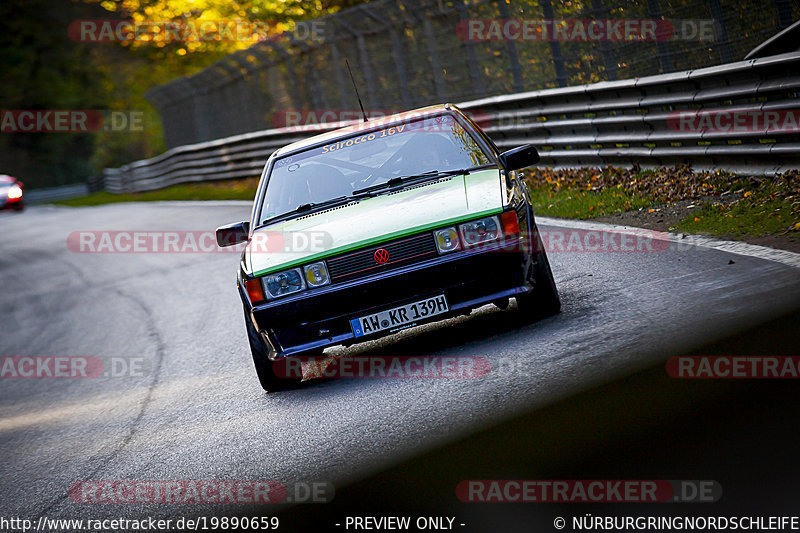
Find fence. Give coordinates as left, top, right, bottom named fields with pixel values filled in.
left=144, top=0, right=799, bottom=148
left=104, top=47, right=800, bottom=193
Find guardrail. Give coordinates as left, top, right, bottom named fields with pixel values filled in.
left=104, top=50, right=800, bottom=193
left=24, top=184, right=90, bottom=205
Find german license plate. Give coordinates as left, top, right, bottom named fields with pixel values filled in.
left=350, top=295, right=449, bottom=337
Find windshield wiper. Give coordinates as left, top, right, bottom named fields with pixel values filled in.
left=294, top=195, right=351, bottom=213
left=260, top=194, right=370, bottom=227
left=352, top=168, right=472, bottom=196
left=293, top=189, right=379, bottom=213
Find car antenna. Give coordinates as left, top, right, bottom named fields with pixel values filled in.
left=345, top=59, right=369, bottom=123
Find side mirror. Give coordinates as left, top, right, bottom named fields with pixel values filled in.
left=17, top=181, right=24, bottom=188
left=216, top=221, right=250, bottom=247
left=498, top=144, right=539, bottom=171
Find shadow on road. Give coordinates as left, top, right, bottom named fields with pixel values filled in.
left=274, top=308, right=800, bottom=531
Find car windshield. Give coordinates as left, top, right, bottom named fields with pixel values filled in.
left=257, top=113, right=492, bottom=225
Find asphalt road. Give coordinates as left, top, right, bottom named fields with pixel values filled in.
left=1, top=202, right=799, bottom=530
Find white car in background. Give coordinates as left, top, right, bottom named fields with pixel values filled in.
left=0, top=175, right=24, bottom=212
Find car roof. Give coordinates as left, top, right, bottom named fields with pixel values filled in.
left=273, top=104, right=455, bottom=157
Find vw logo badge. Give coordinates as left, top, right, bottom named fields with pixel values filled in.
left=374, top=248, right=390, bottom=264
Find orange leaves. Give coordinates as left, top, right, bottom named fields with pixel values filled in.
left=526, top=166, right=799, bottom=221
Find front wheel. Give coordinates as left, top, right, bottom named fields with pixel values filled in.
left=244, top=307, right=298, bottom=392
left=516, top=249, right=561, bottom=320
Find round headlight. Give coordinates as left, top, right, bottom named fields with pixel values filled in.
left=459, top=216, right=501, bottom=247
left=264, top=268, right=305, bottom=299
left=303, top=261, right=331, bottom=287
left=434, top=227, right=460, bottom=253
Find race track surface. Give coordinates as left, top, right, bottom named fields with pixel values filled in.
left=1, top=203, right=799, bottom=525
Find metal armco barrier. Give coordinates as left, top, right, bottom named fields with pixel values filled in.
left=104, top=50, right=800, bottom=193
left=462, top=50, right=800, bottom=175
left=24, top=184, right=90, bottom=204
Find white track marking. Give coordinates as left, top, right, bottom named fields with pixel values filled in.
left=537, top=216, right=800, bottom=270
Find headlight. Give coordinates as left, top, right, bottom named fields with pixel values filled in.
left=8, top=184, right=22, bottom=199
left=459, top=216, right=501, bottom=247
left=264, top=268, right=306, bottom=299
left=434, top=227, right=460, bottom=253
left=303, top=261, right=330, bottom=287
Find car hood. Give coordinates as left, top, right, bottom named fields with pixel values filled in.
left=247, top=168, right=505, bottom=276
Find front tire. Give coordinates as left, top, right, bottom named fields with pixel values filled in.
left=516, top=236, right=560, bottom=320
left=244, top=307, right=297, bottom=392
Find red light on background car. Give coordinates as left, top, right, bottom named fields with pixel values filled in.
left=245, top=278, right=266, bottom=303
left=500, top=211, right=520, bottom=236
left=7, top=184, right=23, bottom=200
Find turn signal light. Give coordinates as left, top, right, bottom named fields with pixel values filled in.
left=500, top=210, right=520, bottom=236
left=244, top=278, right=266, bottom=304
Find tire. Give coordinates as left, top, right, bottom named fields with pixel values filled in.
left=243, top=307, right=298, bottom=392
left=516, top=235, right=561, bottom=320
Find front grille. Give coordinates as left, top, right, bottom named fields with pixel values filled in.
left=326, top=232, right=438, bottom=283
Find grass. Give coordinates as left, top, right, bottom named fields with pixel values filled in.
left=674, top=196, right=797, bottom=237
left=525, top=167, right=799, bottom=240
left=528, top=184, right=653, bottom=219
left=56, top=178, right=259, bottom=206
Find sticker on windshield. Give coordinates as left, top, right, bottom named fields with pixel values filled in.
left=322, top=124, right=406, bottom=154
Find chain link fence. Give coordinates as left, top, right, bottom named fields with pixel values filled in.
left=145, top=0, right=798, bottom=148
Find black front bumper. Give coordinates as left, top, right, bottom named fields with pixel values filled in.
left=241, top=236, right=538, bottom=360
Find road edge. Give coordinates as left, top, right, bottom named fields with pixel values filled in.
left=537, top=216, right=800, bottom=270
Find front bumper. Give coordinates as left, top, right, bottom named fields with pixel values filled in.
left=241, top=237, right=537, bottom=360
